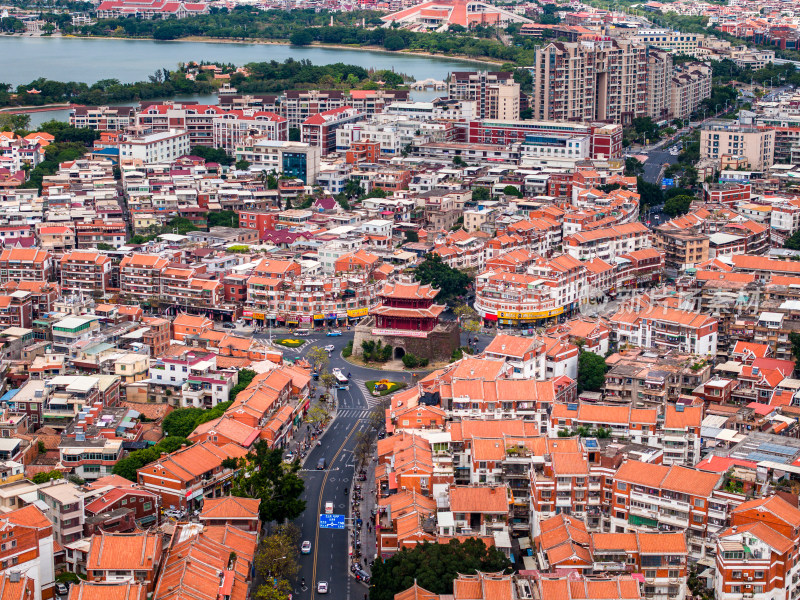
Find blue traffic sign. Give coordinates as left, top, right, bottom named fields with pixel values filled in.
left=319, top=514, right=345, bottom=529
left=662, top=178, right=674, bottom=187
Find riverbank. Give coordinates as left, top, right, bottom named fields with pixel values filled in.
left=0, top=103, right=73, bottom=114
left=60, top=33, right=505, bottom=68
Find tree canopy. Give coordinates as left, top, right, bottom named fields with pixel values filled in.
left=577, top=351, right=608, bottom=394
left=415, top=253, right=471, bottom=305
left=230, top=440, right=306, bottom=522
left=228, top=368, right=257, bottom=403
left=162, top=400, right=233, bottom=438
left=112, top=437, right=192, bottom=481
left=207, top=210, right=239, bottom=228
left=785, top=231, right=800, bottom=251
left=369, top=539, right=511, bottom=600
left=664, top=195, right=695, bottom=217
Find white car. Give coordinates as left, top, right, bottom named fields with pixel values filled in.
left=324, top=344, right=335, bottom=352
left=317, top=582, right=328, bottom=594
left=301, top=540, right=311, bottom=554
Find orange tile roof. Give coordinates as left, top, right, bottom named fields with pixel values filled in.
left=200, top=496, right=260, bottom=521
left=664, top=404, right=703, bottom=430
left=141, top=440, right=248, bottom=483
left=484, top=334, right=538, bottom=358
left=551, top=452, right=589, bottom=476
left=590, top=533, right=638, bottom=553
left=394, top=584, right=439, bottom=600
left=449, top=485, right=509, bottom=513
left=68, top=583, right=145, bottom=600
left=719, top=521, right=793, bottom=555
left=0, top=575, right=34, bottom=600
left=87, top=532, right=162, bottom=571
left=731, top=494, right=800, bottom=528
left=2, top=505, right=51, bottom=530
left=637, top=532, right=686, bottom=554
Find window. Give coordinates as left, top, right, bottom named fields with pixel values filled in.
left=617, top=481, right=627, bottom=491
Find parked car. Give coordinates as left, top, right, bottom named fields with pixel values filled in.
left=56, top=584, right=69, bottom=596
left=222, top=322, right=236, bottom=329
left=326, top=330, right=343, bottom=336
left=301, top=540, right=311, bottom=554
left=317, top=457, right=326, bottom=470
left=354, top=569, right=371, bottom=584
left=317, top=582, right=328, bottom=594
left=284, top=451, right=295, bottom=462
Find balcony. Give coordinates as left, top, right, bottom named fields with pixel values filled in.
left=658, top=511, right=689, bottom=528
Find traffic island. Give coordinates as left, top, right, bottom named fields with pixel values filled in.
left=273, top=338, right=305, bottom=348
left=365, top=380, right=407, bottom=397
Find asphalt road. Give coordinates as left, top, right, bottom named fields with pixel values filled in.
left=642, top=150, right=679, bottom=185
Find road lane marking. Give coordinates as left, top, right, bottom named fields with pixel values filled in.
left=310, top=419, right=361, bottom=600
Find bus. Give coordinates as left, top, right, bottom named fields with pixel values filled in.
left=332, top=368, right=349, bottom=388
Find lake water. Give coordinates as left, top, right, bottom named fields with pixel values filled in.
left=0, top=36, right=481, bottom=125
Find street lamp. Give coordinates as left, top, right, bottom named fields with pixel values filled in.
left=715, top=103, right=720, bottom=114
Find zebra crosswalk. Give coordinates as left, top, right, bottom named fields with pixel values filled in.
left=337, top=408, right=371, bottom=419
left=350, top=377, right=385, bottom=408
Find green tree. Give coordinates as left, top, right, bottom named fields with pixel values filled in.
left=207, top=210, right=239, bottom=228
left=471, top=187, right=490, bottom=202
left=414, top=253, right=470, bottom=305
left=577, top=351, right=607, bottom=394
left=502, top=185, right=522, bottom=198
left=305, top=404, right=331, bottom=427
left=235, top=159, right=251, bottom=171
left=384, top=34, right=406, bottom=51
left=319, top=370, right=337, bottom=400
left=664, top=195, right=695, bottom=217
left=228, top=368, right=257, bottom=402
left=112, top=437, right=192, bottom=481
left=306, top=345, right=330, bottom=374
left=288, top=128, right=300, bottom=142
left=785, top=231, right=800, bottom=251
left=189, top=145, right=233, bottom=166
left=255, top=523, right=300, bottom=581
left=790, top=332, right=800, bottom=363
left=289, top=29, right=313, bottom=45
left=404, top=230, right=419, bottom=243
left=230, top=441, right=306, bottom=522
left=624, top=157, right=643, bottom=176
left=636, top=176, right=663, bottom=209
left=32, top=470, right=63, bottom=484
left=369, top=539, right=511, bottom=600
left=0, top=113, right=30, bottom=131
left=453, top=303, right=480, bottom=333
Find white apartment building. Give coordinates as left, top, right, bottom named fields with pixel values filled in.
left=234, top=140, right=321, bottom=184
left=118, top=129, right=190, bottom=165
left=564, top=222, right=651, bottom=262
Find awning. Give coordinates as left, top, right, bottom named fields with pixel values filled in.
left=389, top=472, right=397, bottom=490
left=484, top=314, right=498, bottom=321
left=628, top=514, right=658, bottom=527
